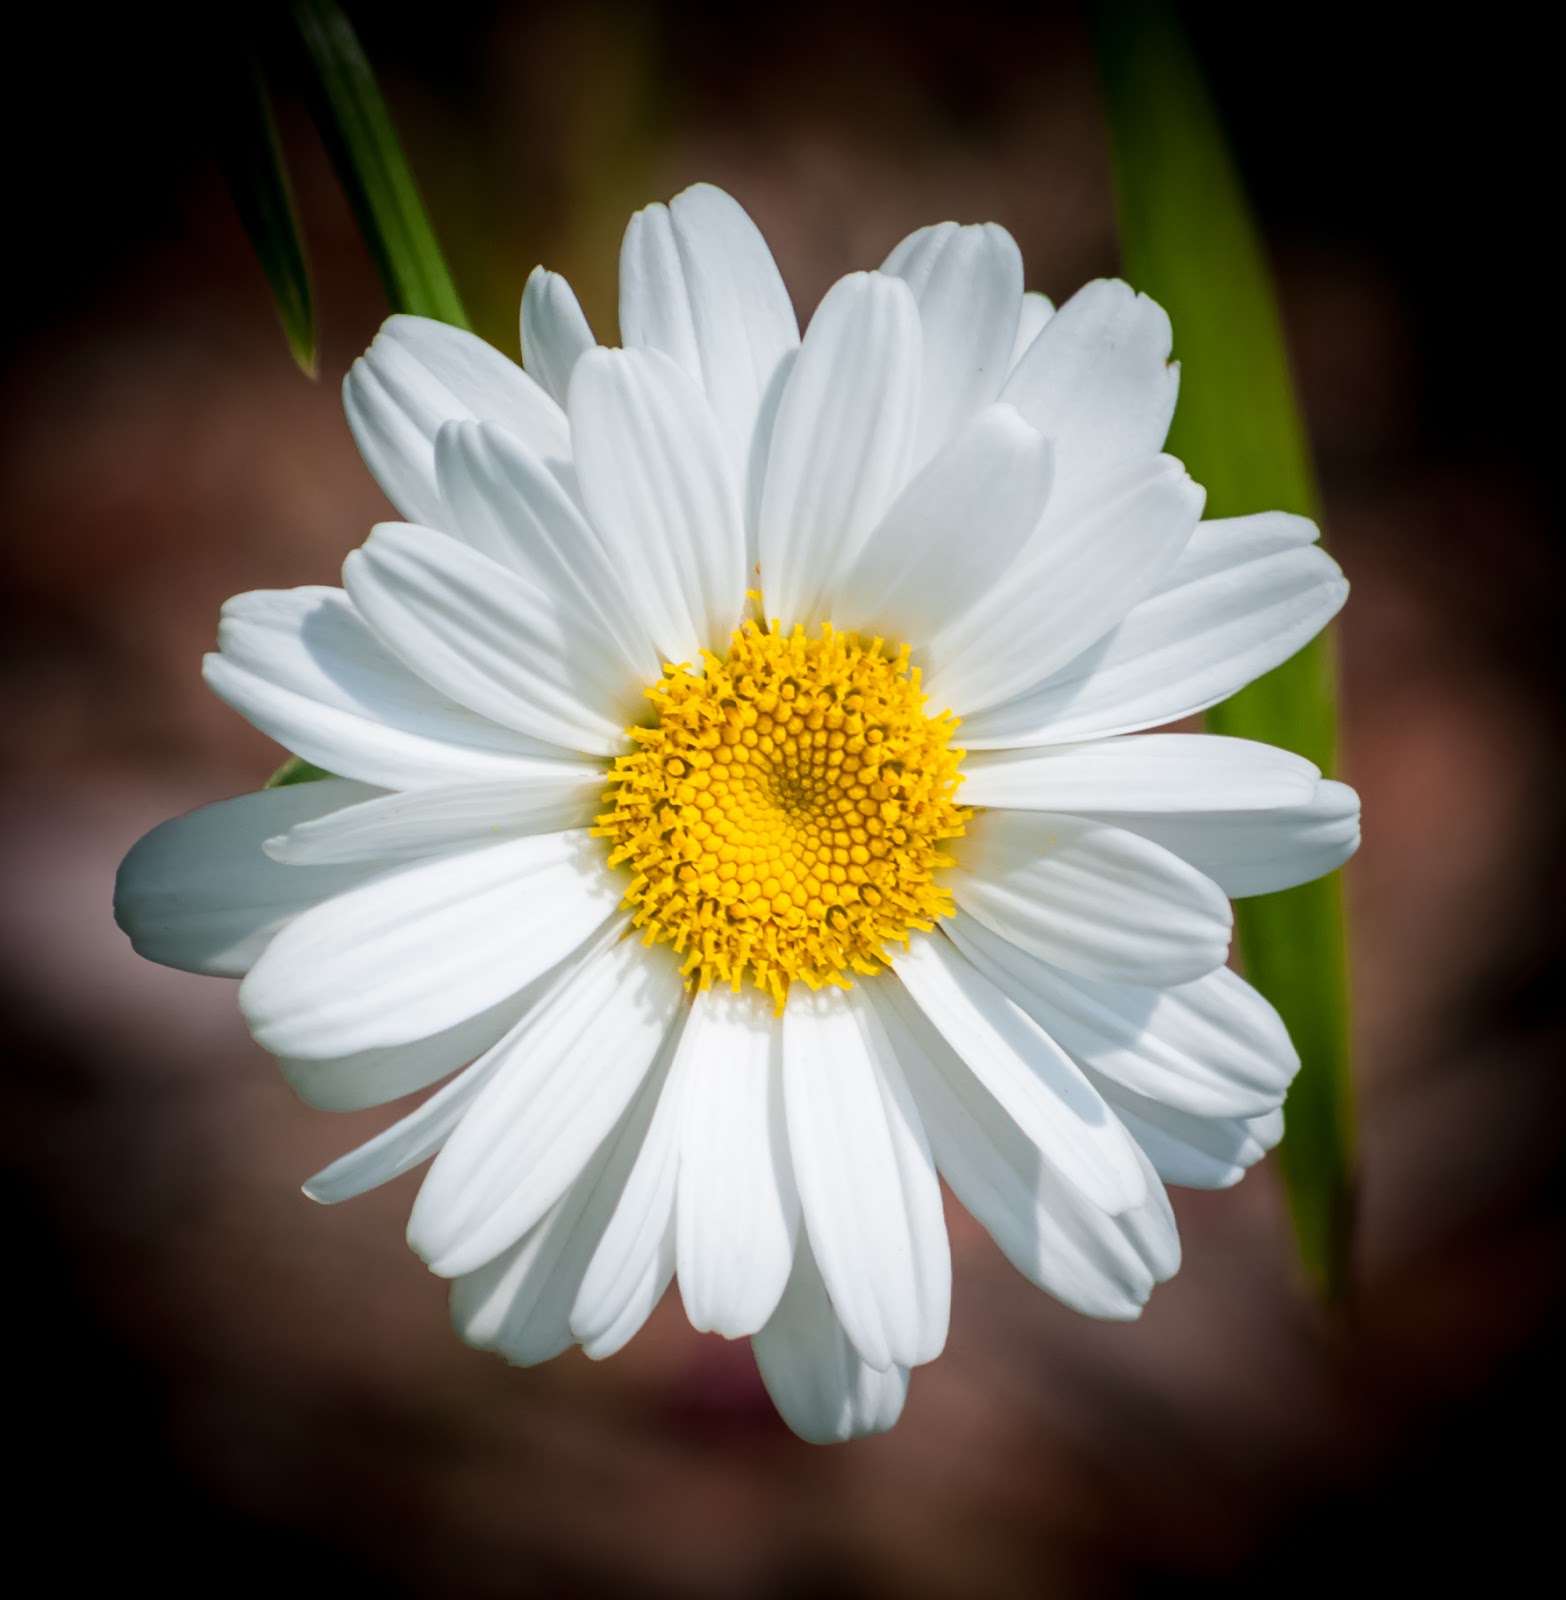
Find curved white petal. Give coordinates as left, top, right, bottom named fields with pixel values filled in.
left=343, top=523, right=634, bottom=756
left=781, top=983, right=950, bottom=1372
left=304, top=1052, right=502, bottom=1206
left=239, top=828, right=622, bottom=1059
left=1104, top=1089, right=1285, bottom=1190
left=924, top=454, right=1204, bottom=716
left=280, top=982, right=539, bottom=1112
left=1086, top=778, right=1361, bottom=898
left=619, top=183, right=799, bottom=539
left=758, top=272, right=922, bottom=633
left=949, top=810, right=1232, bottom=986
left=407, top=938, right=685, bottom=1278
left=891, top=930, right=1149, bottom=1215
left=344, top=315, right=569, bottom=528
left=203, top=586, right=570, bottom=790
left=301, top=920, right=623, bottom=1203
left=960, top=512, right=1348, bottom=749
left=519, top=266, right=596, bottom=409
left=828, top=403, right=1053, bottom=650
left=1000, top=278, right=1178, bottom=497
left=264, top=776, right=602, bottom=866
left=571, top=1011, right=692, bottom=1358
left=751, top=1237, right=910, bottom=1444
left=674, top=985, right=799, bottom=1338
left=882, top=221, right=1024, bottom=463
left=943, top=912, right=1295, bottom=1119
left=960, top=734, right=1320, bottom=813
left=114, top=780, right=383, bottom=978
left=868, top=977, right=1178, bottom=1318
left=1009, top=291, right=1055, bottom=371
left=449, top=1026, right=674, bottom=1365
left=570, top=346, right=747, bottom=665
left=433, top=421, right=661, bottom=682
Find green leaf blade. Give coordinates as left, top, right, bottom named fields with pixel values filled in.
left=217, top=50, right=317, bottom=377
left=289, top=0, right=469, bottom=328
left=264, top=757, right=336, bottom=788
left=1093, top=1, right=1355, bottom=1299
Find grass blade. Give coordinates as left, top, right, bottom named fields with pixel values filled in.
left=216, top=48, right=317, bottom=376
left=289, top=0, right=469, bottom=327
left=1093, top=1, right=1355, bottom=1299
left=260, top=2, right=468, bottom=791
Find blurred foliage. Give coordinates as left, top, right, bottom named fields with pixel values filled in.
left=1094, top=0, right=1355, bottom=1300
left=289, top=0, right=470, bottom=328
left=224, top=0, right=470, bottom=788
left=214, top=45, right=317, bottom=376
left=264, top=758, right=336, bottom=789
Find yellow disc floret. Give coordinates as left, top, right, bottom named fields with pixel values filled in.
left=594, top=621, right=969, bottom=1009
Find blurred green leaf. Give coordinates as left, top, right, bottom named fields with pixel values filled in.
left=264, top=757, right=336, bottom=788
left=1093, top=2, right=1355, bottom=1299
left=289, top=0, right=469, bottom=327
left=216, top=48, right=317, bottom=377
left=258, top=1, right=468, bottom=791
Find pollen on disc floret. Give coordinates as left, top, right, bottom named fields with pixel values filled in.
left=594, top=621, right=970, bottom=1010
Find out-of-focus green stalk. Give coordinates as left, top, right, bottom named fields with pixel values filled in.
left=289, top=0, right=469, bottom=327
left=259, top=2, right=470, bottom=789
left=216, top=47, right=318, bottom=377
left=1093, top=1, right=1355, bottom=1300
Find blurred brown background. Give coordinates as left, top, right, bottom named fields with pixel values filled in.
left=2, top=2, right=1560, bottom=1594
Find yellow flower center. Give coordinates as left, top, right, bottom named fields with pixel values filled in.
left=595, top=621, right=969, bottom=1009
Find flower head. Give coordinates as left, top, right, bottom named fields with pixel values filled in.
left=116, top=184, right=1357, bottom=1442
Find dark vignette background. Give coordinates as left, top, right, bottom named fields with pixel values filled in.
left=2, top=2, right=1559, bottom=1594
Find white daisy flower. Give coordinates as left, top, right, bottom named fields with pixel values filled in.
left=115, top=184, right=1358, bottom=1444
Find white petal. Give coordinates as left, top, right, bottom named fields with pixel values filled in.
left=751, top=1237, right=910, bottom=1444
left=450, top=1178, right=599, bottom=1367
left=344, top=315, right=569, bottom=528
left=781, top=983, right=950, bottom=1372
left=891, top=930, right=1149, bottom=1214
left=758, top=271, right=922, bottom=633
left=1105, top=1088, right=1285, bottom=1189
left=620, top=184, right=800, bottom=541
left=407, top=937, right=685, bottom=1277
left=433, top=421, right=661, bottom=682
left=264, top=776, right=603, bottom=866
left=675, top=986, right=800, bottom=1338
left=1000, top=278, right=1178, bottom=497
left=1008, top=291, right=1055, bottom=371
left=239, top=828, right=622, bottom=1058
left=960, top=733, right=1320, bottom=813
left=280, top=982, right=538, bottom=1112
left=828, top=403, right=1053, bottom=649
left=571, top=1012, right=692, bottom=1358
left=519, top=267, right=596, bottom=409
left=943, top=912, right=1296, bottom=1119
left=569, top=346, right=747, bottom=665
left=114, top=780, right=384, bottom=977
left=924, top=454, right=1204, bottom=716
left=302, top=920, right=623, bottom=1203
left=960, top=512, right=1348, bottom=749
left=449, top=1033, right=673, bottom=1365
left=203, top=586, right=570, bottom=790
left=1087, top=778, right=1361, bottom=897
left=868, top=977, right=1178, bottom=1318
left=305, top=1052, right=502, bottom=1205
left=343, top=523, right=633, bottom=756
left=949, top=809, right=1232, bottom=986
left=882, top=221, right=1024, bottom=463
